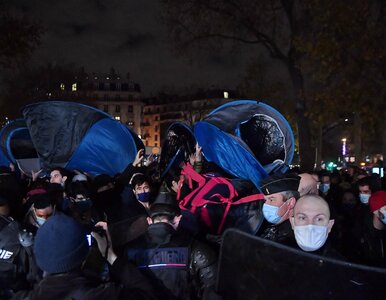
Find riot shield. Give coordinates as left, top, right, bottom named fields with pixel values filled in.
left=217, top=229, right=386, bottom=299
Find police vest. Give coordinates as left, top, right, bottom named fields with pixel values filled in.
left=128, top=246, right=191, bottom=299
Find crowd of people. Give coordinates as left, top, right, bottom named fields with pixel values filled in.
left=0, top=143, right=385, bottom=299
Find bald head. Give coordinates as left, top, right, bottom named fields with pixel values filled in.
left=298, top=173, right=318, bottom=196
left=291, top=195, right=334, bottom=232
left=294, top=195, right=330, bottom=218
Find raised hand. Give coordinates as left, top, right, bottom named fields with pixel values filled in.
left=132, top=149, right=145, bottom=167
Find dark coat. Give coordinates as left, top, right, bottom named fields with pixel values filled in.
left=12, top=256, right=156, bottom=300
left=258, top=219, right=295, bottom=246
left=125, top=222, right=218, bottom=300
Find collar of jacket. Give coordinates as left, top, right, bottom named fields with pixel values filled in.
left=147, top=222, right=176, bottom=245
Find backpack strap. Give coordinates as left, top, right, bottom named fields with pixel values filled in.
left=180, top=177, right=237, bottom=213
left=177, top=163, right=206, bottom=200
left=217, top=193, right=265, bottom=234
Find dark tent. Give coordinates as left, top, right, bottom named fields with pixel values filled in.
left=0, top=119, right=38, bottom=171
left=0, top=101, right=143, bottom=176
left=159, top=122, right=196, bottom=178
left=194, top=100, right=294, bottom=188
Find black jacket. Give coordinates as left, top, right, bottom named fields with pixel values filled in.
left=125, top=222, right=218, bottom=299
left=258, top=220, right=295, bottom=246
left=12, top=256, right=156, bottom=300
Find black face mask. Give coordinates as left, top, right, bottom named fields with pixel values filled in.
left=73, top=198, right=92, bottom=213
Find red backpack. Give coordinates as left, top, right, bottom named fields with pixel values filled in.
left=178, top=163, right=264, bottom=235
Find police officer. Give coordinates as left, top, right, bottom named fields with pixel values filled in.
left=0, top=212, right=37, bottom=299
left=125, top=192, right=219, bottom=299
left=257, top=173, right=301, bottom=245
left=12, top=214, right=156, bottom=300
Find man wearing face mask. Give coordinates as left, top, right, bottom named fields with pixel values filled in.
left=351, top=176, right=386, bottom=266
left=318, top=172, right=331, bottom=196
left=257, top=173, right=301, bottom=245
left=23, top=193, right=56, bottom=235
left=318, top=171, right=342, bottom=218
left=289, top=194, right=343, bottom=258
left=67, top=181, right=102, bottom=228
left=357, top=176, right=378, bottom=205
left=124, top=192, right=219, bottom=299
left=123, top=173, right=154, bottom=219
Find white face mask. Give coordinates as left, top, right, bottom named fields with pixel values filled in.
left=293, top=224, right=328, bottom=252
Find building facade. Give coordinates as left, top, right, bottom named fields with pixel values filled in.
left=70, top=70, right=144, bottom=135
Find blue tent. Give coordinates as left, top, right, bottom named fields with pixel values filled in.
left=0, top=101, right=143, bottom=176
left=194, top=100, right=294, bottom=188
left=0, top=119, right=35, bottom=168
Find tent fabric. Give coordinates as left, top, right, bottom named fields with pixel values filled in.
left=217, top=229, right=386, bottom=299
left=159, top=122, right=196, bottom=178
left=0, top=120, right=30, bottom=165
left=194, top=100, right=294, bottom=188
left=0, top=100, right=146, bottom=176
left=22, top=101, right=108, bottom=168
left=15, top=158, right=42, bottom=176
left=195, top=122, right=267, bottom=185
left=65, top=118, right=141, bottom=176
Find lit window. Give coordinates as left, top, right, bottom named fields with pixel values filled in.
left=72, top=83, right=77, bottom=92
left=224, top=91, right=229, bottom=98
left=114, top=116, right=121, bottom=121
left=60, top=83, right=65, bottom=91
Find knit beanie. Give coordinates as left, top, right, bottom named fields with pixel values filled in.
left=34, top=213, right=89, bottom=274
left=369, top=190, right=386, bottom=213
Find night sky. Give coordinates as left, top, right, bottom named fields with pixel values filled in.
left=10, top=0, right=273, bottom=96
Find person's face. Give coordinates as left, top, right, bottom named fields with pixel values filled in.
left=34, top=206, right=54, bottom=220
left=264, top=192, right=288, bottom=217
left=50, top=170, right=66, bottom=184
left=70, top=194, right=89, bottom=203
left=134, top=182, right=150, bottom=196
left=359, top=185, right=371, bottom=195
left=321, top=176, right=330, bottom=184
left=291, top=198, right=334, bottom=232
